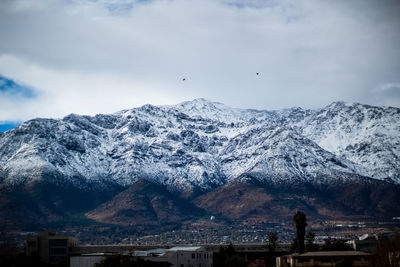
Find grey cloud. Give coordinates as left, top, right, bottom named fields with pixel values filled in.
left=0, top=0, right=399, bottom=121
left=371, top=83, right=400, bottom=107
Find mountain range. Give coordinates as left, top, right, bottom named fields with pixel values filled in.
left=1, top=99, right=399, bottom=230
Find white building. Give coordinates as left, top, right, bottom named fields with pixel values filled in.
left=70, top=246, right=213, bottom=267
left=137, top=246, right=213, bottom=267
left=70, top=253, right=106, bottom=267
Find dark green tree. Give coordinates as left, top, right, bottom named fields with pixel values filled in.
left=373, top=236, right=400, bottom=267
left=214, top=244, right=247, bottom=267
left=267, top=232, right=279, bottom=267
left=293, top=211, right=307, bottom=253
left=290, top=238, right=298, bottom=253
left=305, top=231, right=318, bottom=252
left=321, top=238, right=353, bottom=251
left=267, top=232, right=279, bottom=254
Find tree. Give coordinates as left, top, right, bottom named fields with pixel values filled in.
left=372, top=236, right=400, bottom=267
left=214, top=244, right=247, bottom=267
left=293, top=211, right=307, bottom=253
left=305, top=231, right=318, bottom=252
left=290, top=238, right=298, bottom=253
left=267, top=232, right=279, bottom=267
left=267, top=232, right=279, bottom=254
left=321, top=238, right=353, bottom=251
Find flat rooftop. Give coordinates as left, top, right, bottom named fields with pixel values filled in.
left=290, top=251, right=371, bottom=257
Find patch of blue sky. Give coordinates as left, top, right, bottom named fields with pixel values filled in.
left=223, top=0, right=279, bottom=9
left=221, top=0, right=304, bottom=24
left=104, top=0, right=152, bottom=15
left=0, top=122, right=21, bottom=133
left=0, top=75, right=37, bottom=99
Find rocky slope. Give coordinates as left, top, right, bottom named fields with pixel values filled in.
left=86, top=179, right=205, bottom=227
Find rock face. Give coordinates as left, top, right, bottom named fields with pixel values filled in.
left=0, top=99, right=399, bottom=229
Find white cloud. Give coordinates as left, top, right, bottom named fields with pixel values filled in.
left=0, top=0, right=399, bottom=121
left=0, top=54, right=188, bottom=121
left=378, top=83, right=400, bottom=92
left=371, top=82, right=400, bottom=107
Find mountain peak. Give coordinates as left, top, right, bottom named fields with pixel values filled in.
left=325, top=101, right=353, bottom=109
left=175, top=98, right=226, bottom=111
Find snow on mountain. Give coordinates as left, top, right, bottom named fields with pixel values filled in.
left=220, top=124, right=366, bottom=185
left=171, top=98, right=276, bottom=124
left=0, top=99, right=399, bottom=194
left=296, top=102, right=400, bottom=183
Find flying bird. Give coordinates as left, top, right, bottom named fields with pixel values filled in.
left=182, top=78, right=186, bottom=81
left=256, top=72, right=260, bottom=75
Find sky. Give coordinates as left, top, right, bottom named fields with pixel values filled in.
left=1, top=0, right=400, bottom=126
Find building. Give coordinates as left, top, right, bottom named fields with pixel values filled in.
left=276, top=251, right=372, bottom=267
left=70, top=246, right=213, bottom=267
left=347, top=234, right=378, bottom=252
left=70, top=243, right=289, bottom=267
left=26, top=231, right=79, bottom=265
left=137, top=246, right=213, bottom=267
left=70, top=253, right=107, bottom=267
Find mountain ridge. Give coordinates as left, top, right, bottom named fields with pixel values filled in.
left=1, top=99, right=400, bottom=230
left=1, top=99, right=399, bottom=193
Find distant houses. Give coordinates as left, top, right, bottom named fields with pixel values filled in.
left=276, top=251, right=372, bottom=267
left=23, top=231, right=400, bottom=267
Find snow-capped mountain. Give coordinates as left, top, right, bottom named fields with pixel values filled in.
left=1, top=98, right=400, bottom=230
left=298, top=102, right=400, bottom=183
left=0, top=99, right=399, bottom=194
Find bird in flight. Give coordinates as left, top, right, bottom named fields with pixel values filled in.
left=182, top=78, right=186, bottom=81
left=256, top=72, right=260, bottom=75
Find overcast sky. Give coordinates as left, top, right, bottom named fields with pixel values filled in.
left=1, top=0, right=400, bottom=123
